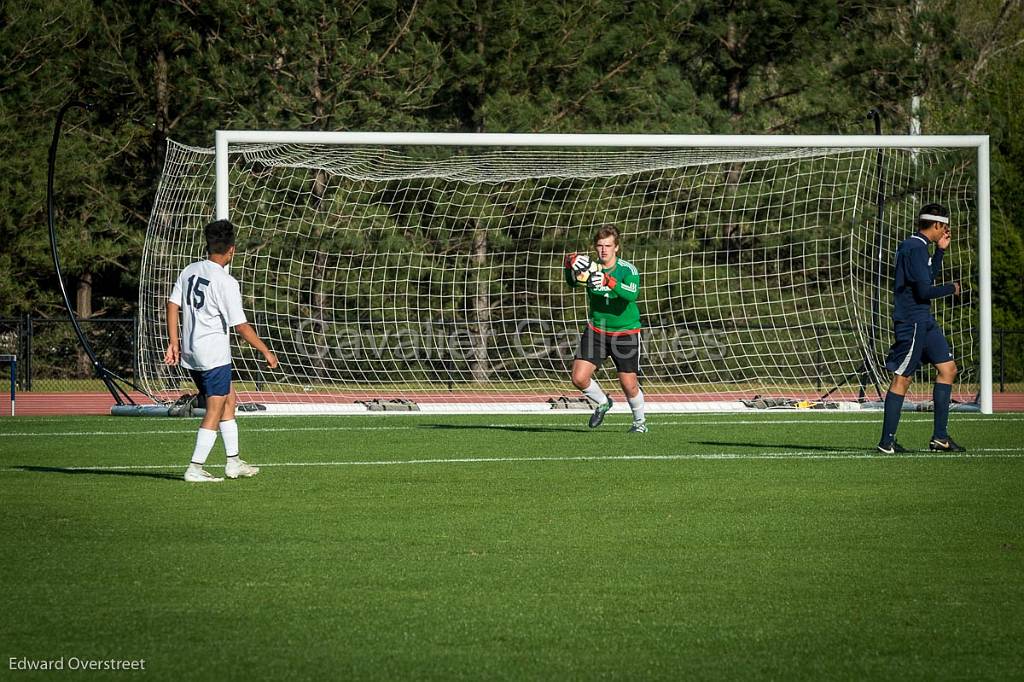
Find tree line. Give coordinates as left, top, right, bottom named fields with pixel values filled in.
left=2, top=0, right=1022, bottom=344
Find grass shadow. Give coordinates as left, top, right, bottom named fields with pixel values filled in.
left=420, top=423, right=588, bottom=434
left=17, top=465, right=182, bottom=482
left=694, top=440, right=870, bottom=453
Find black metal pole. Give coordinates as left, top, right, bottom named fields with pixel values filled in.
left=999, top=328, right=1005, bottom=393
left=24, top=314, right=32, bottom=391
left=47, top=102, right=164, bottom=408
left=132, top=316, right=140, bottom=385
left=47, top=100, right=128, bottom=405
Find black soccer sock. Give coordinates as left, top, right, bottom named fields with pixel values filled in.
left=880, top=391, right=905, bottom=445
left=932, top=383, right=953, bottom=439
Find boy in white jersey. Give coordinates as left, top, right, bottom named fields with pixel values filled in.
left=164, top=220, right=278, bottom=483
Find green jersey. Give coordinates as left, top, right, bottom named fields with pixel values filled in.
left=564, top=257, right=642, bottom=333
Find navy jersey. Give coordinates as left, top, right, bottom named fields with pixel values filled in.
left=891, top=233, right=956, bottom=322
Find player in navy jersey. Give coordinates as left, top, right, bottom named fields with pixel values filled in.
left=877, top=204, right=964, bottom=454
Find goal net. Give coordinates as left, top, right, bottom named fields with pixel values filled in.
left=137, top=133, right=990, bottom=414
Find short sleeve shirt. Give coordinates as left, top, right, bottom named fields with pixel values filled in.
left=169, top=260, right=247, bottom=370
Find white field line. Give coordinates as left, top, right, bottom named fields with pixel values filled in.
left=3, top=448, right=1022, bottom=472
left=2, top=415, right=1023, bottom=439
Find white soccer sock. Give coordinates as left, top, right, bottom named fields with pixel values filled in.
left=628, top=390, right=646, bottom=422
left=219, top=419, right=239, bottom=458
left=582, top=380, right=608, bottom=406
left=190, top=428, right=218, bottom=466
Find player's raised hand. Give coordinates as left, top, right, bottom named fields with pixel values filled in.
left=938, top=226, right=951, bottom=250
left=566, top=252, right=592, bottom=275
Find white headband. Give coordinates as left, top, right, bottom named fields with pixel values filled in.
left=919, top=213, right=950, bottom=225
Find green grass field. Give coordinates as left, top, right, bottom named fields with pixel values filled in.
left=1, top=412, right=1022, bottom=680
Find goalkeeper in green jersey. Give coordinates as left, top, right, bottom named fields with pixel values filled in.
left=563, top=225, right=646, bottom=433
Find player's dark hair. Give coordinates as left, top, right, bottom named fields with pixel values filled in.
left=204, top=219, right=236, bottom=255
left=917, top=203, right=949, bottom=230
left=594, top=225, right=620, bottom=246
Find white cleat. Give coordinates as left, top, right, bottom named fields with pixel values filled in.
left=628, top=420, right=648, bottom=433
left=225, top=457, right=260, bottom=479
left=184, top=464, right=224, bottom=483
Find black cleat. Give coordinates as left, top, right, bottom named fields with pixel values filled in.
left=876, top=440, right=909, bottom=455
left=929, top=436, right=966, bottom=452
left=589, top=397, right=613, bottom=428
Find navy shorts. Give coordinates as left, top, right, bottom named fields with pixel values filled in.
left=574, top=326, right=641, bottom=374
left=884, top=319, right=953, bottom=376
left=189, top=364, right=233, bottom=397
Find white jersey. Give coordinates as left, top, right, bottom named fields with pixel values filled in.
left=169, top=260, right=247, bottom=371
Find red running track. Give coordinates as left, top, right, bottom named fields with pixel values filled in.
left=2, top=391, right=1023, bottom=416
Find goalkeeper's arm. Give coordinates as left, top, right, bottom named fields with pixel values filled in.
left=614, top=270, right=640, bottom=301
left=587, top=269, right=640, bottom=301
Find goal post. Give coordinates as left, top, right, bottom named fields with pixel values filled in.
left=138, top=131, right=992, bottom=414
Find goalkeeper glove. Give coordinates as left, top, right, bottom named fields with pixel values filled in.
left=564, top=252, right=593, bottom=276
left=587, top=270, right=617, bottom=290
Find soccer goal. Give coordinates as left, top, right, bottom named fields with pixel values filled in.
left=136, top=132, right=992, bottom=414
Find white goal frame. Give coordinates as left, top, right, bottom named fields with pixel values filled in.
left=207, top=131, right=992, bottom=414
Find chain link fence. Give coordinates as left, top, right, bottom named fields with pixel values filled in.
left=0, top=316, right=1021, bottom=393
left=0, top=317, right=137, bottom=392
left=995, top=328, right=1024, bottom=392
